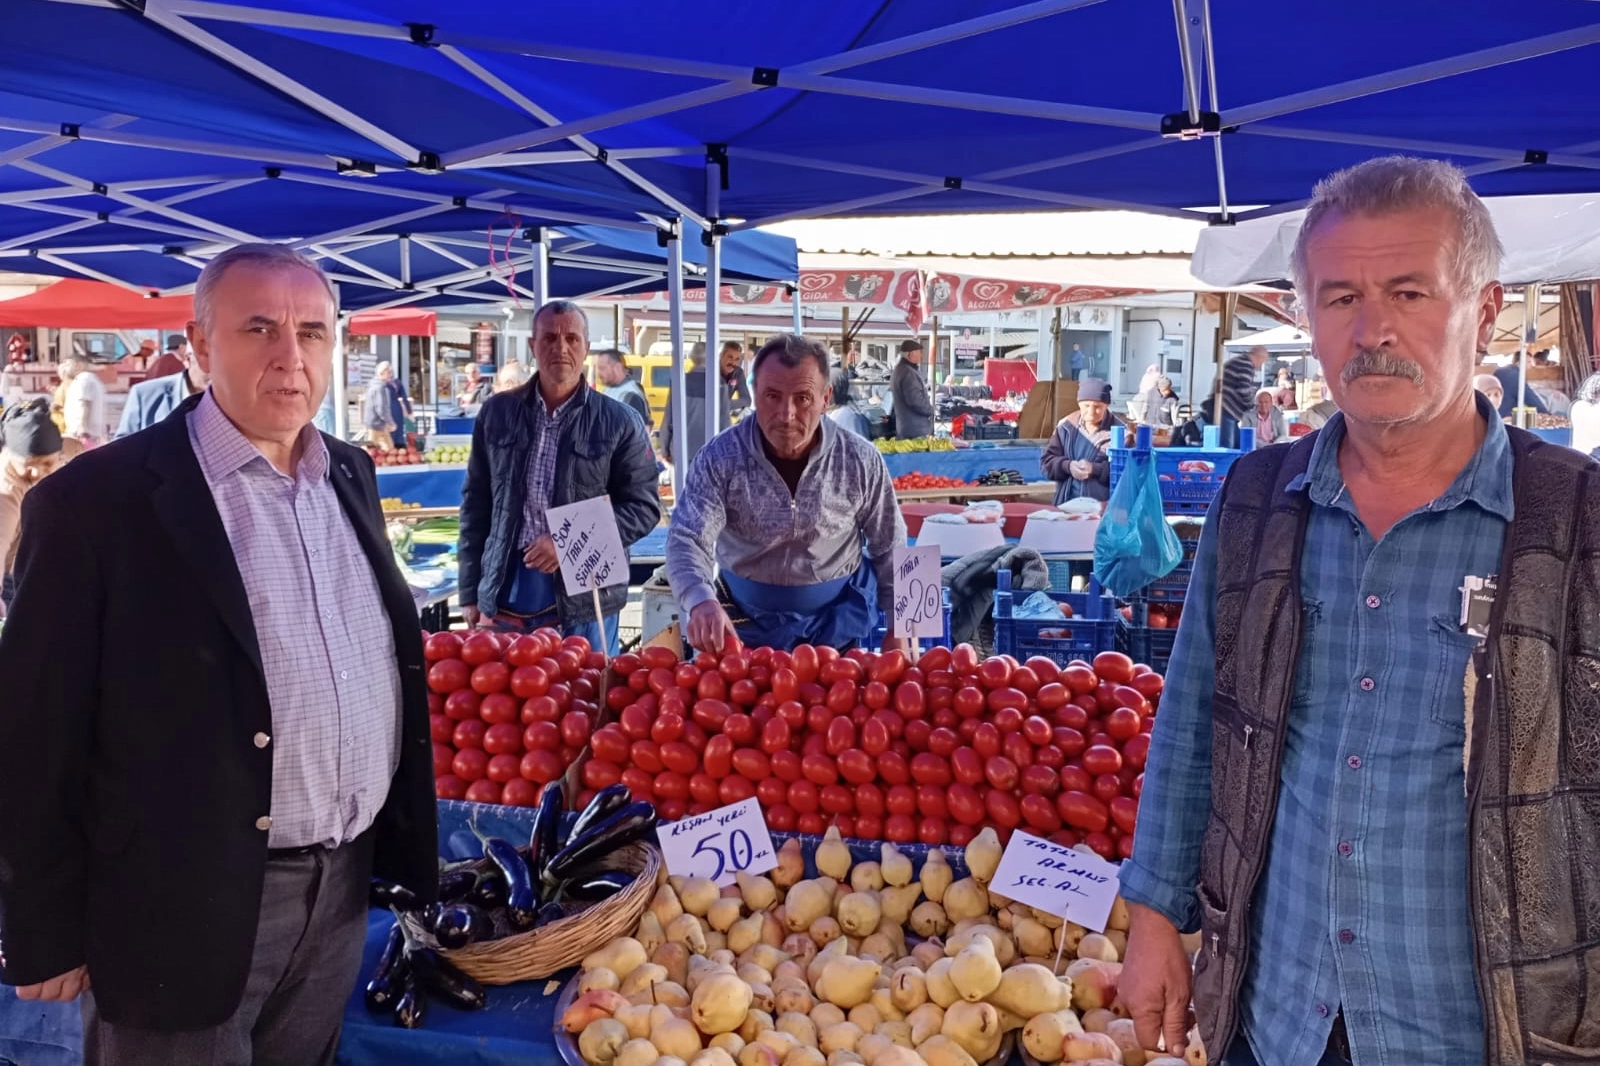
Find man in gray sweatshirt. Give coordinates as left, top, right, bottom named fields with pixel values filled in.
left=667, top=334, right=907, bottom=653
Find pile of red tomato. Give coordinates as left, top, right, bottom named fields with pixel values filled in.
left=424, top=627, right=605, bottom=807
left=893, top=474, right=975, bottom=490
left=580, top=643, right=1163, bottom=862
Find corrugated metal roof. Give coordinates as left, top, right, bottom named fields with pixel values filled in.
left=763, top=211, right=1207, bottom=258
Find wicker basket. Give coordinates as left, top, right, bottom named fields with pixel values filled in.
left=402, top=841, right=663, bottom=985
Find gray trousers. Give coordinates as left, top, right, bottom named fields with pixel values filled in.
left=81, top=833, right=373, bottom=1066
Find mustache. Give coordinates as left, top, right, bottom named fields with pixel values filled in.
left=1340, top=347, right=1425, bottom=386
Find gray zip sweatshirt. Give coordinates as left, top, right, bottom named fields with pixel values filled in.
left=667, top=416, right=906, bottom=615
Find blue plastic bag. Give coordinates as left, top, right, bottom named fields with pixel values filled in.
left=1093, top=445, right=1182, bottom=597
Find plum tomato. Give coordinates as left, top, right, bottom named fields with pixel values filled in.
left=578, top=757, right=621, bottom=789
left=459, top=632, right=499, bottom=667
left=1105, top=706, right=1142, bottom=742
left=976, top=657, right=1013, bottom=691
left=916, top=785, right=948, bottom=820
left=703, top=734, right=734, bottom=778
left=885, top=784, right=918, bottom=816
left=1058, top=764, right=1093, bottom=794
left=947, top=783, right=986, bottom=826
left=1061, top=663, right=1098, bottom=696
left=483, top=722, right=524, bottom=756
left=451, top=747, right=489, bottom=782
left=1092, top=651, right=1136, bottom=686
left=731, top=747, right=772, bottom=782
left=801, top=753, right=838, bottom=786
left=984, top=755, right=1019, bottom=792
left=444, top=688, right=481, bottom=722
left=424, top=631, right=464, bottom=663
left=884, top=814, right=917, bottom=843
left=660, top=741, right=699, bottom=776
left=917, top=646, right=953, bottom=674
left=765, top=804, right=798, bottom=832
left=984, top=788, right=1021, bottom=830
left=428, top=658, right=471, bottom=695
left=464, top=779, right=503, bottom=805
left=1056, top=790, right=1110, bottom=832
left=1020, top=793, right=1062, bottom=832
left=788, top=779, right=820, bottom=813
left=770, top=749, right=803, bottom=783
left=689, top=772, right=720, bottom=805
left=452, top=719, right=488, bottom=750
left=951, top=746, right=985, bottom=787
left=878, top=751, right=911, bottom=785
left=838, top=748, right=876, bottom=785
left=1093, top=772, right=1123, bottom=805
left=927, top=727, right=960, bottom=758
left=589, top=724, right=628, bottom=762
left=1081, top=744, right=1124, bottom=776
left=952, top=686, right=987, bottom=719
left=1122, top=732, right=1151, bottom=772
left=910, top=752, right=951, bottom=786
left=972, top=721, right=1002, bottom=759
left=1020, top=762, right=1061, bottom=796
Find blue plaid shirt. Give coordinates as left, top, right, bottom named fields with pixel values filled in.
left=1121, top=399, right=1511, bottom=1066
left=520, top=378, right=580, bottom=548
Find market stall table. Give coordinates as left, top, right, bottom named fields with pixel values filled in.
left=894, top=481, right=1055, bottom=503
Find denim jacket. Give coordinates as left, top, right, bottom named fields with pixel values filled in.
left=459, top=378, right=660, bottom=624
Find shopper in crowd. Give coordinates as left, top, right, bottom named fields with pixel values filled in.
left=1472, top=372, right=1504, bottom=414
left=458, top=300, right=659, bottom=654
left=667, top=333, right=905, bottom=654
left=1274, top=366, right=1298, bottom=409
left=132, top=337, right=158, bottom=369
left=1139, top=374, right=1180, bottom=428
left=1040, top=376, right=1113, bottom=504
left=1252, top=386, right=1287, bottom=445
left=59, top=356, right=107, bottom=447
left=592, top=348, right=650, bottom=425
left=890, top=338, right=934, bottom=439
left=660, top=342, right=739, bottom=470
left=115, top=344, right=210, bottom=438
left=1569, top=371, right=1600, bottom=461
left=494, top=360, right=532, bottom=394
left=1068, top=341, right=1086, bottom=381
left=143, top=334, right=188, bottom=379
left=385, top=365, right=412, bottom=448
left=0, top=399, right=65, bottom=616
left=720, top=339, right=752, bottom=419
left=1217, top=344, right=1266, bottom=448
left=458, top=362, right=493, bottom=410
left=1491, top=360, right=1550, bottom=419
left=0, top=243, right=437, bottom=1065
left=826, top=365, right=871, bottom=438
left=362, top=361, right=396, bottom=450
left=1119, top=156, right=1600, bottom=1066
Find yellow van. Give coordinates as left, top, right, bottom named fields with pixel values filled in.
left=625, top=353, right=672, bottom=429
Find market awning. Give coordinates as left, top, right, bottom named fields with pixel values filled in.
left=0, top=277, right=192, bottom=328
left=348, top=307, right=438, bottom=337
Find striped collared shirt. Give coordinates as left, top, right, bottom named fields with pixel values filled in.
left=520, top=379, right=581, bottom=547
left=188, top=391, right=401, bottom=849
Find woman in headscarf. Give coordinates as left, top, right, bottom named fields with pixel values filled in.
left=826, top=366, right=872, bottom=438
left=1041, top=376, right=1114, bottom=503
left=1253, top=386, right=1288, bottom=446
left=0, top=398, right=68, bottom=615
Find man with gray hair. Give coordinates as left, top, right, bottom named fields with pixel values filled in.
left=1120, top=157, right=1600, bottom=1065
left=363, top=360, right=397, bottom=451
left=667, top=333, right=906, bottom=653
left=0, top=242, right=437, bottom=1065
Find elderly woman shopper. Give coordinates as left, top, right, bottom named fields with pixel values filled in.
left=1041, top=376, right=1114, bottom=503
left=0, top=399, right=67, bottom=615
left=1253, top=386, right=1288, bottom=446
left=826, top=366, right=872, bottom=438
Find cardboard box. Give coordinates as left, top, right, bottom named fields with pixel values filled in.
left=1016, top=382, right=1056, bottom=438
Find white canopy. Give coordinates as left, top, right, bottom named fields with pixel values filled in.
left=1223, top=324, right=1312, bottom=351
left=1192, top=193, right=1600, bottom=288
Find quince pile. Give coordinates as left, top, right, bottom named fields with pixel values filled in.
left=562, top=829, right=1204, bottom=1066
left=873, top=438, right=956, bottom=455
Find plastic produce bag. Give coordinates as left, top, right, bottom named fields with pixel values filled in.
left=1093, top=447, right=1182, bottom=597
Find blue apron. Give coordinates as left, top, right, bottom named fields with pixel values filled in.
left=720, top=560, right=876, bottom=651
left=500, top=563, right=620, bottom=656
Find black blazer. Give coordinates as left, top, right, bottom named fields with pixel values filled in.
left=0, top=395, right=437, bottom=1030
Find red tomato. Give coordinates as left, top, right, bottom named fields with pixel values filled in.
left=766, top=804, right=798, bottom=832
left=759, top=717, right=791, bottom=755
left=431, top=742, right=455, bottom=777
left=976, top=657, right=1013, bottom=691
left=578, top=757, right=621, bottom=789
left=1021, top=656, right=1059, bottom=684
left=1092, top=651, right=1136, bottom=686
left=649, top=771, right=687, bottom=803
left=870, top=650, right=909, bottom=686
left=948, top=823, right=977, bottom=847
left=1003, top=732, right=1035, bottom=769
left=802, top=753, right=838, bottom=786
left=1060, top=664, right=1098, bottom=696
left=626, top=668, right=651, bottom=694
left=682, top=721, right=708, bottom=751
left=1035, top=683, right=1070, bottom=713
left=885, top=784, right=918, bottom=816
left=1130, top=670, right=1165, bottom=701
left=918, top=645, right=953, bottom=674
left=796, top=812, right=826, bottom=835
left=824, top=717, right=856, bottom=756
left=452, top=719, right=488, bottom=751
left=428, top=658, right=471, bottom=696
left=730, top=679, right=760, bottom=708
left=1033, top=743, right=1065, bottom=769
left=620, top=767, right=654, bottom=800
left=917, top=785, right=949, bottom=820
left=719, top=652, right=750, bottom=682
left=674, top=663, right=702, bottom=691
left=769, top=667, right=798, bottom=704
left=451, top=747, right=489, bottom=782
left=860, top=717, right=892, bottom=756
left=1009, top=666, right=1042, bottom=698
left=838, top=748, right=876, bottom=785
left=951, top=644, right=981, bottom=677
left=822, top=680, right=854, bottom=715
left=589, top=724, right=629, bottom=762
left=732, top=747, right=772, bottom=781
left=618, top=704, right=651, bottom=740
left=1094, top=681, right=1120, bottom=714
left=508, top=665, right=549, bottom=700
left=952, top=686, right=987, bottom=719
left=430, top=713, right=454, bottom=743
left=1111, top=684, right=1151, bottom=714
left=486, top=752, right=522, bottom=784
left=550, top=649, right=582, bottom=681
left=521, top=695, right=560, bottom=726
left=927, top=727, right=960, bottom=758
left=691, top=698, right=731, bottom=733
left=1059, top=764, right=1093, bottom=794
left=903, top=720, right=932, bottom=752
left=1020, top=763, right=1061, bottom=795
left=756, top=776, right=788, bottom=807
left=1021, top=715, right=1053, bottom=747
left=459, top=632, right=499, bottom=667
left=972, top=722, right=1002, bottom=759
left=946, top=783, right=985, bottom=826
left=1083, top=831, right=1117, bottom=860
left=853, top=814, right=883, bottom=840
left=646, top=667, right=676, bottom=697
left=696, top=672, right=728, bottom=703
left=983, top=755, right=1019, bottom=792
left=917, top=818, right=947, bottom=846
left=788, top=779, right=820, bottom=813
left=910, top=753, right=952, bottom=786
left=703, top=735, right=734, bottom=778
left=1020, top=793, right=1062, bottom=832
left=957, top=718, right=980, bottom=742
left=474, top=692, right=515, bottom=726
left=884, top=814, right=917, bottom=843
left=435, top=774, right=468, bottom=800
left=1122, top=732, right=1151, bottom=772
left=467, top=661, right=507, bottom=696
left=991, top=705, right=1025, bottom=734
left=424, top=631, right=464, bottom=663
left=855, top=782, right=886, bottom=818
left=464, top=778, right=502, bottom=805
left=985, top=788, right=1021, bottom=831
left=878, top=751, right=911, bottom=785
left=646, top=712, right=682, bottom=746
left=797, top=682, right=827, bottom=707
left=715, top=711, right=751, bottom=747
left=629, top=740, right=663, bottom=774
left=1105, top=706, right=1142, bottom=742
left=1132, top=772, right=1145, bottom=799
left=612, top=652, right=642, bottom=677
left=640, top=645, right=678, bottom=671
left=689, top=772, right=720, bottom=804
left=482, top=722, right=523, bottom=756
left=862, top=680, right=891, bottom=711
left=1093, top=773, right=1123, bottom=805
left=822, top=658, right=864, bottom=686
left=1082, top=744, right=1124, bottom=776
left=770, top=749, right=803, bottom=783
left=820, top=784, right=854, bottom=814
left=790, top=644, right=820, bottom=684
left=950, top=746, right=985, bottom=786
left=560, top=711, right=592, bottom=748
left=502, top=777, right=541, bottom=807
left=659, top=741, right=698, bottom=776
left=1054, top=701, right=1090, bottom=732
left=1109, top=795, right=1139, bottom=836
left=1057, top=790, right=1110, bottom=832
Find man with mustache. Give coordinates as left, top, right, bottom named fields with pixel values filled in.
left=1119, top=156, right=1600, bottom=1065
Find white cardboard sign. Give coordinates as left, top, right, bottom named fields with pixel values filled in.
left=990, top=830, right=1121, bottom=932
left=892, top=545, right=944, bottom=639
left=656, top=798, right=778, bottom=886
left=547, top=496, right=628, bottom=597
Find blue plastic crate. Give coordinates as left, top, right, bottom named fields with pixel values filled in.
left=1128, top=519, right=1204, bottom=602
left=1107, top=425, right=1251, bottom=516
left=1116, top=612, right=1178, bottom=674
left=993, top=569, right=1116, bottom=664
left=872, top=586, right=953, bottom=648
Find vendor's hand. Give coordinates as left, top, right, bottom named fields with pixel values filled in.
left=688, top=601, right=739, bottom=654
left=16, top=965, right=89, bottom=1003
left=523, top=535, right=559, bottom=574
left=880, top=635, right=910, bottom=655
left=1069, top=459, right=1093, bottom=480
left=461, top=605, right=483, bottom=628
left=1119, top=903, right=1193, bottom=1054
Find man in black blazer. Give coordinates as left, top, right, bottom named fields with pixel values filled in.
left=0, top=244, right=437, bottom=1065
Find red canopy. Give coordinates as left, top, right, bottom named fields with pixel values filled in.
left=348, top=307, right=436, bottom=337
left=0, top=279, right=194, bottom=329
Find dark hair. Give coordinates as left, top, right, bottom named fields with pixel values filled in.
left=593, top=348, right=625, bottom=365
left=828, top=367, right=852, bottom=407
left=752, top=334, right=830, bottom=384
left=1577, top=372, right=1600, bottom=406
left=720, top=340, right=742, bottom=354
left=534, top=299, right=589, bottom=333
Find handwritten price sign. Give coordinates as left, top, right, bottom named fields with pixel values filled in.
left=657, top=797, right=778, bottom=886
left=892, top=546, right=944, bottom=640
left=990, top=830, right=1121, bottom=932
left=546, top=496, right=629, bottom=597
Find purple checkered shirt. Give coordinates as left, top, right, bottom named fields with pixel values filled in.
left=520, top=380, right=581, bottom=548
left=188, top=391, right=401, bottom=850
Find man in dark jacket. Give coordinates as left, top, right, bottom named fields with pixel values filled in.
left=0, top=244, right=436, bottom=1065
left=459, top=300, right=659, bottom=654
left=660, top=342, right=746, bottom=470
left=891, top=339, right=935, bottom=439
left=1040, top=376, right=1113, bottom=503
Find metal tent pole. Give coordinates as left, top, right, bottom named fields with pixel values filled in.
left=1519, top=283, right=1540, bottom=426
left=530, top=227, right=549, bottom=307
left=333, top=294, right=348, bottom=440
left=429, top=335, right=438, bottom=407
left=792, top=285, right=803, bottom=335
left=704, top=150, right=723, bottom=444
left=666, top=222, right=688, bottom=497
